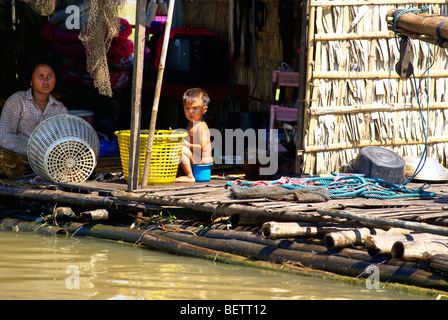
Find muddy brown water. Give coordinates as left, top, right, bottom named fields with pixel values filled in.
left=0, top=230, right=434, bottom=300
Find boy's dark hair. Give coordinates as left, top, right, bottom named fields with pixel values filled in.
left=27, top=56, right=57, bottom=80
left=183, top=88, right=210, bottom=107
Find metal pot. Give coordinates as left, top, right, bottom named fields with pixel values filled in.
left=352, top=146, right=406, bottom=184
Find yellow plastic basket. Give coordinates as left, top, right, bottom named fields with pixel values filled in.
left=115, top=129, right=187, bottom=184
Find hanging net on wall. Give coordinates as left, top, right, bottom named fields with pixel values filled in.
left=79, top=0, right=124, bottom=97
left=19, top=0, right=126, bottom=97
left=20, top=0, right=56, bottom=16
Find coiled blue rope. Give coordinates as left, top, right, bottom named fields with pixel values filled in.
left=227, top=173, right=436, bottom=200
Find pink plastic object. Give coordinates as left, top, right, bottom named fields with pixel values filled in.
left=269, top=105, right=297, bottom=151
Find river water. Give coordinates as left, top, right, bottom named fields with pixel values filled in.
left=0, top=230, right=433, bottom=300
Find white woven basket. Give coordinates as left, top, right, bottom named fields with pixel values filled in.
left=27, top=114, right=100, bottom=183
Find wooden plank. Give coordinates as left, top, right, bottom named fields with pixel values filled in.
left=170, top=193, right=230, bottom=201
left=415, top=212, right=448, bottom=221
left=351, top=207, right=441, bottom=216
left=137, top=184, right=223, bottom=193
left=217, top=198, right=270, bottom=204
left=190, top=195, right=234, bottom=204
left=153, top=186, right=227, bottom=197
left=261, top=202, right=306, bottom=209
left=295, top=0, right=311, bottom=174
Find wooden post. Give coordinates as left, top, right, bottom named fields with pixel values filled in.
left=141, top=0, right=176, bottom=188
left=295, top=0, right=311, bottom=175
left=127, top=0, right=147, bottom=192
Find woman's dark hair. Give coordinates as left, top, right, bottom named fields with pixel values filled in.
left=27, top=56, right=57, bottom=80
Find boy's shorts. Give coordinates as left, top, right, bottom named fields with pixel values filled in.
left=0, top=149, right=33, bottom=179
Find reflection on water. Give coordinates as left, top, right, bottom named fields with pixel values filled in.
left=0, top=230, right=432, bottom=300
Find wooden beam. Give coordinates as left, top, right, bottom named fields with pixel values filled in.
left=141, top=0, right=176, bottom=188
left=127, top=0, right=147, bottom=192
left=296, top=0, right=311, bottom=175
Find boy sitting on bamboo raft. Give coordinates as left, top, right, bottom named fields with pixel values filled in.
left=175, top=88, right=213, bottom=182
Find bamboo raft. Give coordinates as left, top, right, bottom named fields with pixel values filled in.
left=2, top=160, right=448, bottom=296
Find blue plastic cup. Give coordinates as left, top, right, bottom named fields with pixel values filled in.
left=191, top=163, right=213, bottom=182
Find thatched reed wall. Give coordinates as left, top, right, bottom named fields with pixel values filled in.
left=303, top=0, right=448, bottom=175
left=182, top=0, right=300, bottom=112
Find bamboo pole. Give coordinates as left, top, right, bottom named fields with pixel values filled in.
left=338, top=247, right=429, bottom=270
left=127, top=0, right=147, bottom=192
left=310, top=102, right=448, bottom=116
left=365, top=233, right=448, bottom=256
left=393, top=28, right=448, bottom=48
left=261, top=221, right=324, bottom=239
left=391, top=240, right=448, bottom=261
left=317, top=208, right=448, bottom=237
left=365, top=6, right=380, bottom=110
left=332, top=6, right=349, bottom=147
left=386, top=8, right=448, bottom=41
left=141, top=0, right=176, bottom=188
left=167, top=222, right=329, bottom=253
left=3, top=217, right=448, bottom=292
left=314, top=31, right=395, bottom=41
left=322, top=227, right=412, bottom=250
left=261, top=221, right=354, bottom=239
left=312, top=69, right=448, bottom=79
left=430, top=254, right=448, bottom=273
left=0, top=186, right=159, bottom=212
left=323, top=228, right=374, bottom=249
left=310, top=0, right=447, bottom=6
left=112, top=190, right=337, bottom=224
left=0, top=218, right=67, bottom=236
left=148, top=226, right=448, bottom=291
left=295, top=0, right=311, bottom=174
left=304, top=134, right=448, bottom=153
left=304, top=6, right=321, bottom=175
left=76, top=223, right=448, bottom=291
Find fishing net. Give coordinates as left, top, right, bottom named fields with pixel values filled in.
left=228, top=175, right=436, bottom=200
left=20, top=0, right=56, bottom=15
left=19, top=0, right=126, bottom=97
left=79, top=0, right=126, bottom=97
left=230, top=184, right=331, bottom=203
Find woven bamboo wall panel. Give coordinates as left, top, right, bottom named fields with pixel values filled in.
left=304, top=0, right=448, bottom=175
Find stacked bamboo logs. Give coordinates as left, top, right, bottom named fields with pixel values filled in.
left=430, top=254, right=448, bottom=274
left=1, top=216, right=448, bottom=293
